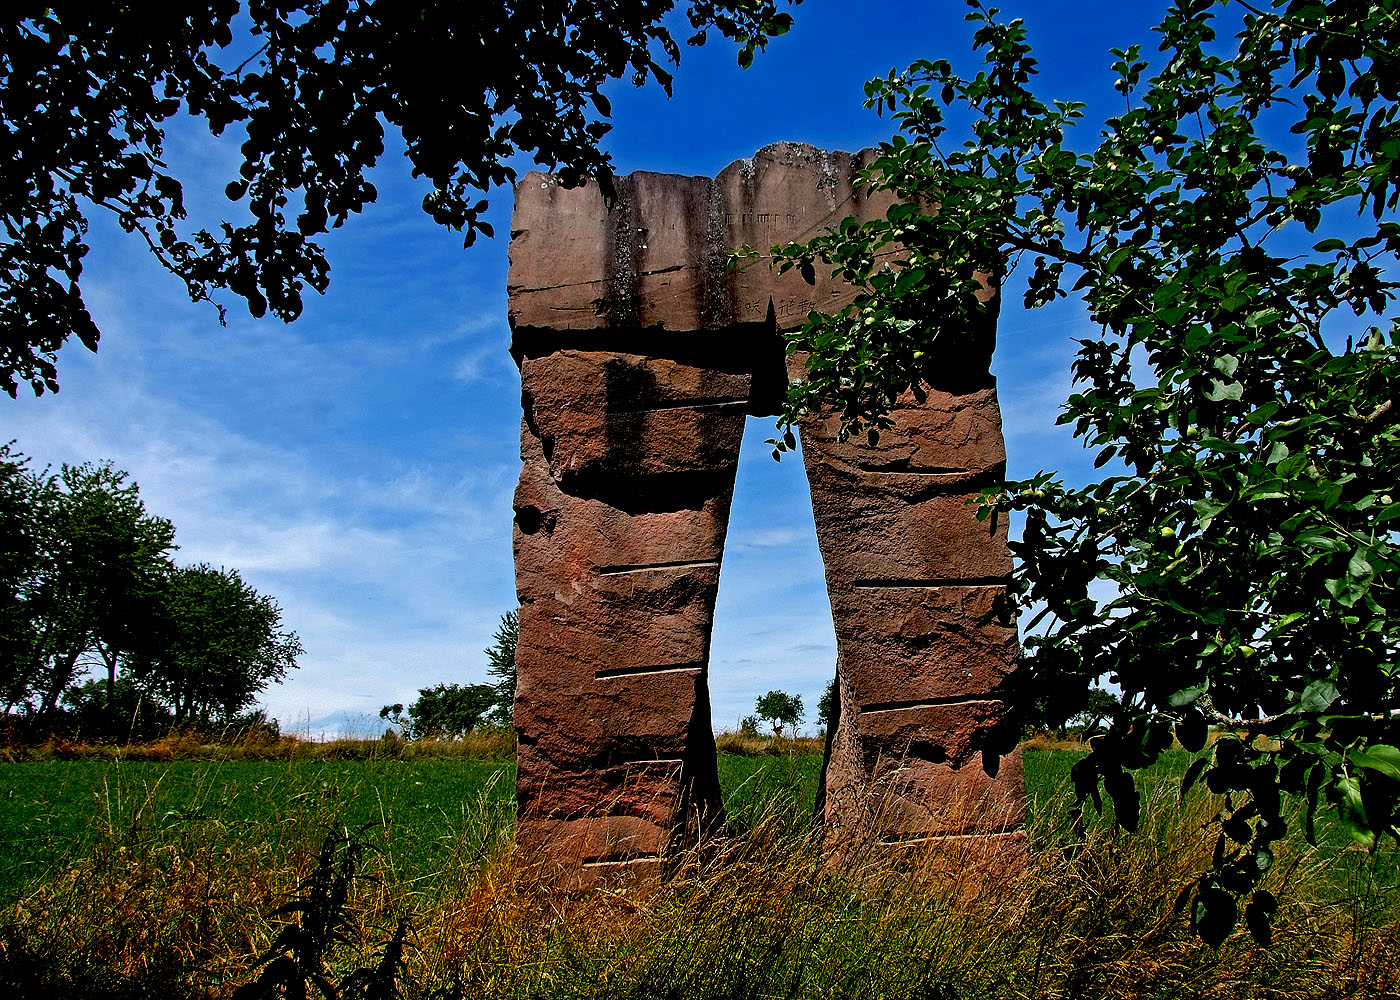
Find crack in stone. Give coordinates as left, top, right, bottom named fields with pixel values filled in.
left=581, top=855, right=661, bottom=868
left=855, top=465, right=972, bottom=475
left=610, top=398, right=748, bottom=414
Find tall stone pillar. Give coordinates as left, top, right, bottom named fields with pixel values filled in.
left=511, top=348, right=747, bottom=880
left=799, top=380, right=1026, bottom=856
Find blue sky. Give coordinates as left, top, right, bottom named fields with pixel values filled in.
left=6, top=1, right=1175, bottom=735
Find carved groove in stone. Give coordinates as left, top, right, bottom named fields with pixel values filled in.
left=860, top=697, right=1003, bottom=715
left=596, top=560, right=722, bottom=576
left=583, top=856, right=661, bottom=868
left=616, top=399, right=749, bottom=414
left=595, top=664, right=706, bottom=680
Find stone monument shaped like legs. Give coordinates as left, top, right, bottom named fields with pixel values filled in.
left=507, top=143, right=1025, bottom=882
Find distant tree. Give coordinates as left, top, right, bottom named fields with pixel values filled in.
left=0, top=447, right=176, bottom=717
left=126, top=563, right=301, bottom=726
left=62, top=676, right=173, bottom=741
left=755, top=689, right=804, bottom=738
left=1072, top=688, right=1119, bottom=734
left=816, top=677, right=837, bottom=729
left=0, top=444, right=44, bottom=711
left=380, top=682, right=496, bottom=739
left=484, top=609, right=518, bottom=725
left=2, top=2, right=798, bottom=396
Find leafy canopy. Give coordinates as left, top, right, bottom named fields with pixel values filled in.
left=484, top=608, right=518, bottom=726
left=0, top=444, right=177, bottom=717
left=755, top=689, right=805, bottom=737
left=1, top=1, right=798, bottom=396
left=380, top=682, right=497, bottom=740
left=126, top=563, right=302, bottom=726
left=765, top=0, right=1399, bottom=946
left=1, top=442, right=299, bottom=729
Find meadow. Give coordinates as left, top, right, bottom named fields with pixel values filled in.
left=1, top=745, right=1397, bottom=999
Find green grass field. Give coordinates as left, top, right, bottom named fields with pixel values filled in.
left=0, top=751, right=863, bottom=901
left=0, top=756, right=514, bottom=902
left=2, top=748, right=1398, bottom=998
left=5, top=747, right=1379, bottom=903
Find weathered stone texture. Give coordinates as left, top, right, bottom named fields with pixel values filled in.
left=507, top=141, right=1024, bottom=879
left=799, top=379, right=1022, bottom=851
left=509, top=143, right=899, bottom=337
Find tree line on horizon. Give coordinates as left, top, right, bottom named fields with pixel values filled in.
left=379, top=609, right=517, bottom=739
left=1, top=441, right=301, bottom=739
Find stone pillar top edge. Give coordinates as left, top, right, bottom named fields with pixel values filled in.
left=507, top=141, right=897, bottom=336
left=511, top=140, right=873, bottom=193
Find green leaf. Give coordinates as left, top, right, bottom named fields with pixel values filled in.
left=1206, top=379, right=1243, bottom=402
left=1192, top=498, right=1225, bottom=528
left=1181, top=755, right=1209, bottom=798
left=1245, top=890, right=1277, bottom=947
left=1299, top=679, right=1339, bottom=713
left=1177, top=708, right=1208, bottom=753
left=1169, top=683, right=1208, bottom=708
left=1194, top=887, right=1237, bottom=948
left=1105, top=245, right=1134, bottom=274
left=1351, top=745, right=1400, bottom=782
left=1337, top=773, right=1375, bottom=848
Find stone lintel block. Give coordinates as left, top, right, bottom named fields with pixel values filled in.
left=508, top=143, right=895, bottom=334
left=506, top=171, right=653, bottom=329
left=830, top=585, right=1018, bottom=703
left=716, top=144, right=894, bottom=331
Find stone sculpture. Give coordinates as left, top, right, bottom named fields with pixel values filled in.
left=507, top=142, right=1025, bottom=882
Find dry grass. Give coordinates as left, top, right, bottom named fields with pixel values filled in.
left=713, top=730, right=826, bottom=757
left=2, top=764, right=1396, bottom=999
left=0, top=727, right=518, bottom=764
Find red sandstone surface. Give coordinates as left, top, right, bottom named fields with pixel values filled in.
left=507, top=142, right=1024, bottom=882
